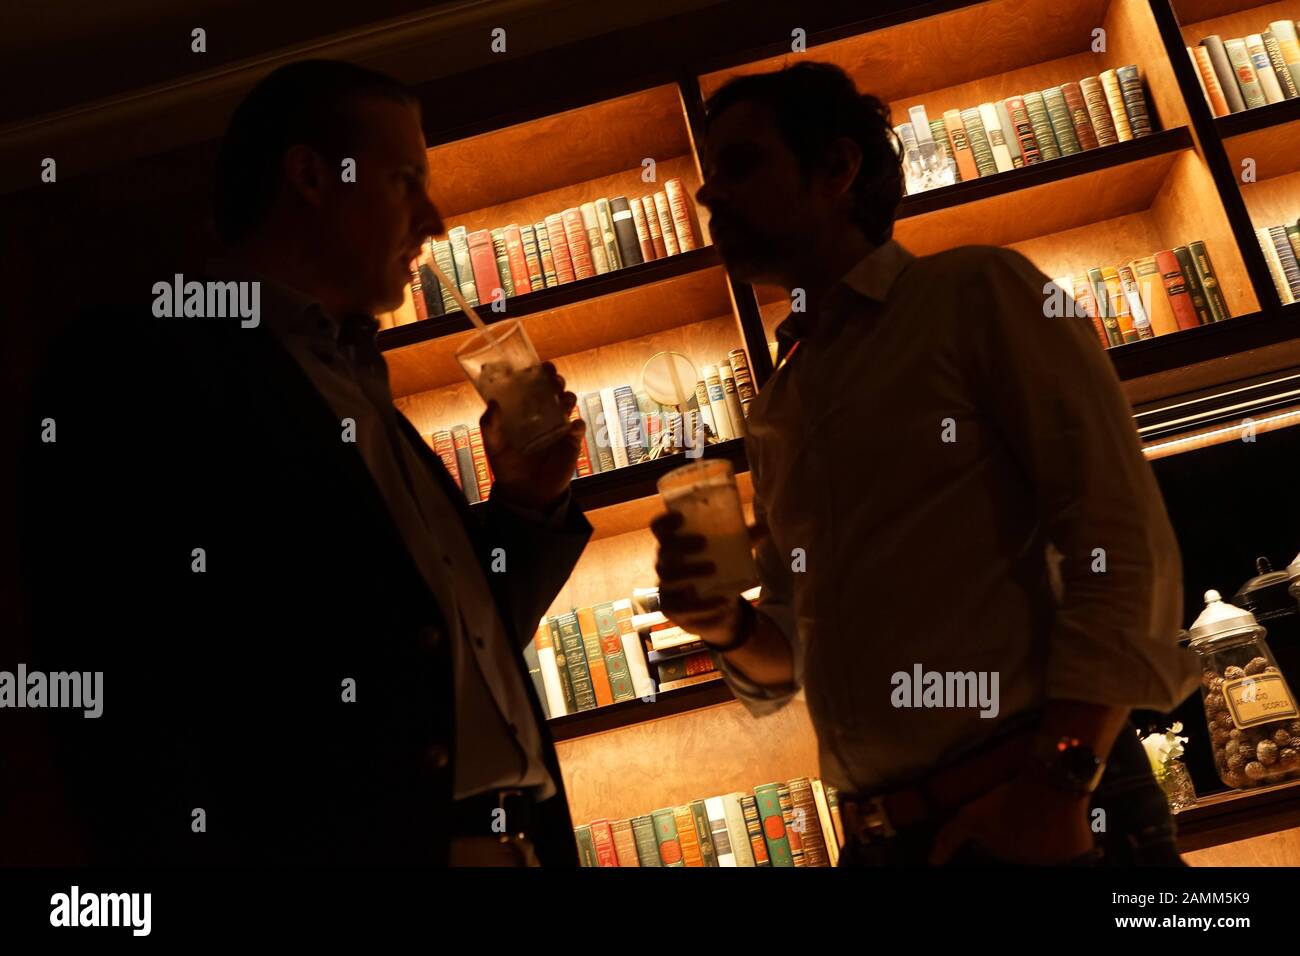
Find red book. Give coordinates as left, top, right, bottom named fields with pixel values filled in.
left=466, top=230, right=504, bottom=307
left=432, top=429, right=460, bottom=488
left=589, top=819, right=620, bottom=867
left=503, top=224, right=532, bottom=294
left=571, top=404, right=592, bottom=477
left=641, top=196, right=668, bottom=258
left=1154, top=249, right=1201, bottom=331
left=1059, top=81, right=1098, bottom=151
left=467, top=426, right=492, bottom=499
left=1070, top=274, right=1108, bottom=349
left=408, top=259, right=428, bottom=322
left=544, top=213, right=576, bottom=284
left=629, top=195, right=656, bottom=261
left=561, top=207, right=595, bottom=280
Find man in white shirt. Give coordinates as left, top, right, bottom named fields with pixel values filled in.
left=653, top=62, right=1200, bottom=866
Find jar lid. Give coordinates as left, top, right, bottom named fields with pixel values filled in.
left=1187, top=589, right=1263, bottom=645
left=1233, top=557, right=1296, bottom=616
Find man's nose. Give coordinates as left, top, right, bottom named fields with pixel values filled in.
left=417, top=192, right=444, bottom=238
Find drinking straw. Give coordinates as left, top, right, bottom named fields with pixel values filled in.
left=422, top=256, right=503, bottom=350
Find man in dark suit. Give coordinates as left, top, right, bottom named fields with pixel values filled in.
left=20, top=60, right=590, bottom=865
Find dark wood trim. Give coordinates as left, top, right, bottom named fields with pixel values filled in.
left=377, top=246, right=721, bottom=352
left=1109, top=304, right=1300, bottom=380
left=1175, top=778, right=1300, bottom=852
left=1214, top=95, right=1300, bottom=141
left=549, top=678, right=734, bottom=742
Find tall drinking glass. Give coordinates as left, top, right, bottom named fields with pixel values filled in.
left=455, top=319, right=569, bottom=453
left=657, top=459, right=757, bottom=598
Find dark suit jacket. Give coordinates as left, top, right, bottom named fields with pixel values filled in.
left=20, top=304, right=590, bottom=865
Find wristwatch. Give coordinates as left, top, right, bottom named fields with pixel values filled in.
left=706, top=597, right=756, bottom=652
left=1028, top=735, right=1106, bottom=796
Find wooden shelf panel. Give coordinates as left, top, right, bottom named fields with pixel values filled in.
left=1239, top=167, right=1300, bottom=237
left=581, top=469, right=754, bottom=542
left=424, top=84, right=693, bottom=220
left=382, top=247, right=727, bottom=396
left=549, top=678, right=734, bottom=742
left=1175, top=0, right=1300, bottom=42
left=1223, top=111, right=1300, bottom=181
left=1174, top=776, right=1300, bottom=851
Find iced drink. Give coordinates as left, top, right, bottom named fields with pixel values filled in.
left=658, top=459, right=757, bottom=598
left=455, top=319, right=569, bottom=453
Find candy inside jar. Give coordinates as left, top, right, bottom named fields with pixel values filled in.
left=1187, top=589, right=1300, bottom=790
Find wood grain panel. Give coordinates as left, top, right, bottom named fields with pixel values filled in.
left=425, top=84, right=692, bottom=218
left=1008, top=209, right=1166, bottom=282
left=394, top=312, right=746, bottom=437
left=1224, top=117, right=1300, bottom=182
left=387, top=263, right=735, bottom=397
left=698, top=0, right=1110, bottom=104
left=555, top=697, right=821, bottom=825
left=1240, top=168, right=1300, bottom=233
left=1182, top=824, right=1300, bottom=864
left=1123, top=334, right=1300, bottom=404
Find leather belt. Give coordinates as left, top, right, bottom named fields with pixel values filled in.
left=450, top=788, right=535, bottom=840
left=839, top=727, right=1034, bottom=845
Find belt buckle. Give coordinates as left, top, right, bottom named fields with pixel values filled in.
left=496, top=788, right=526, bottom=845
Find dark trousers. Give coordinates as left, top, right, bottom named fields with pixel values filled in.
left=838, top=723, right=1185, bottom=867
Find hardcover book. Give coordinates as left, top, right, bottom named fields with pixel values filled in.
left=488, top=228, right=516, bottom=298
left=533, top=617, right=568, bottom=718
left=579, top=202, right=610, bottom=275
left=592, top=602, right=636, bottom=702
left=1040, top=87, right=1080, bottom=156
left=612, top=598, right=655, bottom=700
left=467, top=425, right=492, bottom=500
left=741, top=794, right=771, bottom=866
left=451, top=425, right=479, bottom=504
left=1128, top=255, right=1178, bottom=337
left=519, top=224, right=545, bottom=292
left=652, top=192, right=680, bottom=257
left=502, top=224, right=532, bottom=294
left=563, top=206, right=597, bottom=279
left=589, top=819, right=619, bottom=866
left=632, top=815, right=662, bottom=866
left=611, top=818, right=640, bottom=867
left=959, top=106, right=998, bottom=177
left=651, top=807, right=685, bottom=867
left=627, top=193, right=656, bottom=261
left=1078, top=76, right=1117, bottom=147
left=595, top=197, right=623, bottom=270
left=641, top=196, right=668, bottom=258
left=1116, top=64, right=1154, bottom=136
left=1021, top=90, right=1060, bottom=161
left=1002, top=96, right=1041, bottom=165
left=1154, top=248, right=1204, bottom=329
left=690, top=800, right=719, bottom=867
left=941, top=108, right=979, bottom=180
left=1201, top=35, right=1247, bottom=112
left=1224, top=37, right=1268, bottom=109
left=1188, top=240, right=1230, bottom=322
left=609, top=196, right=645, bottom=268
left=673, top=805, right=704, bottom=867
left=467, top=229, right=504, bottom=308
left=447, top=226, right=480, bottom=306
left=664, top=177, right=699, bottom=251
left=431, top=429, right=459, bottom=487
left=574, top=606, right=614, bottom=708
left=548, top=616, right=577, bottom=714
left=555, top=610, right=597, bottom=712
left=1098, top=69, right=1133, bottom=141
left=1172, top=244, right=1214, bottom=325
left=522, top=636, right=549, bottom=719
left=1059, top=81, right=1098, bottom=151
left=753, top=784, right=793, bottom=867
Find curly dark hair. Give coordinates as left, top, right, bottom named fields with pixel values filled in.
left=703, top=61, right=903, bottom=245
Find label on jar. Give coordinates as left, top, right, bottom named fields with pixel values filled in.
left=1222, top=673, right=1299, bottom=728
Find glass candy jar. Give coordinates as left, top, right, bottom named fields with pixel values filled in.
left=1186, top=590, right=1300, bottom=789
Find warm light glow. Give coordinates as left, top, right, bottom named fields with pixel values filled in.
left=1142, top=409, right=1300, bottom=460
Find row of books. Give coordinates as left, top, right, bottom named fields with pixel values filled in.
left=894, top=65, right=1154, bottom=195
left=1187, top=23, right=1300, bottom=116
left=521, top=586, right=753, bottom=718
left=574, top=776, right=845, bottom=867
left=426, top=424, right=494, bottom=503
left=1055, top=240, right=1230, bottom=347
left=1258, top=218, right=1300, bottom=304
left=403, top=178, right=701, bottom=323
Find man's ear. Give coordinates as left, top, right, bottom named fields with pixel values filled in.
left=280, top=143, right=330, bottom=211
left=824, top=136, right=863, bottom=206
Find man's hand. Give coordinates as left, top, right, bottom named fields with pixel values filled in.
left=651, top=511, right=765, bottom=646
left=928, top=770, right=1096, bottom=865
left=481, top=362, right=585, bottom=511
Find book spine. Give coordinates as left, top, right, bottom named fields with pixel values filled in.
left=1202, top=36, right=1247, bottom=112
left=1245, top=34, right=1286, bottom=103
left=631, top=815, right=662, bottom=866
left=959, top=106, right=998, bottom=176
left=589, top=819, right=619, bottom=866
left=610, top=819, right=640, bottom=867
left=1071, top=272, right=1109, bottom=348
left=1117, top=65, right=1155, bottom=137
left=467, top=425, right=492, bottom=499
left=1100, top=266, right=1136, bottom=344
left=519, top=224, right=545, bottom=292
left=673, top=805, right=704, bottom=867
left=688, top=800, right=718, bottom=867
left=826, top=786, right=847, bottom=850
left=613, top=384, right=647, bottom=463
left=1224, top=37, right=1268, bottom=108
left=592, top=602, right=635, bottom=702
left=1261, top=32, right=1299, bottom=99
left=1078, top=77, right=1117, bottom=147
left=451, top=425, right=479, bottom=503
left=488, top=228, right=515, bottom=298
left=502, top=223, right=532, bottom=294
left=538, top=217, right=564, bottom=286
left=704, top=796, right=736, bottom=867
left=1154, top=248, right=1204, bottom=329
left=664, top=178, right=699, bottom=252
left=992, top=102, right=1021, bottom=167
left=467, top=229, right=503, bottom=307
left=1257, top=226, right=1295, bottom=303
left=447, top=226, right=480, bottom=306
left=1098, top=69, right=1133, bottom=141
left=637, top=390, right=662, bottom=453
left=574, top=825, right=597, bottom=866
left=1130, top=255, right=1178, bottom=336
left=727, top=348, right=757, bottom=410
left=692, top=379, right=717, bottom=437
left=652, top=192, right=680, bottom=256
left=1021, top=91, right=1060, bottom=161
left=561, top=207, right=595, bottom=280
left=778, top=783, right=805, bottom=867
left=1188, top=240, right=1230, bottom=323
left=641, top=196, right=668, bottom=258
left=599, top=387, right=628, bottom=468
left=555, top=610, right=597, bottom=711
left=1117, top=264, right=1154, bottom=340
left=929, top=117, right=962, bottom=179
left=548, top=616, right=577, bottom=714
left=1267, top=225, right=1300, bottom=299
left=581, top=391, right=616, bottom=472
left=788, top=776, right=830, bottom=867
left=415, top=255, right=441, bottom=318
left=595, top=197, right=622, bottom=270
left=545, top=212, right=577, bottom=284
left=609, top=196, right=645, bottom=268
left=651, top=807, right=684, bottom=867
left=612, top=598, right=654, bottom=700
left=657, top=672, right=724, bottom=692
left=1058, top=81, right=1097, bottom=151
left=1002, top=97, right=1041, bottom=165
left=1088, top=267, right=1123, bottom=346
left=941, top=108, right=980, bottom=180
left=431, top=239, right=458, bottom=313
left=1173, top=244, right=1214, bottom=325
left=811, top=779, right=840, bottom=867
left=575, top=606, right=613, bottom=708
left=741, top=794, right=771, bottom=866
left=431, top=429, right=459, bottom=486
left=627, top=194, right=656, bottom=261
left=1269, top=21, right=1300, bottom=87
left=754, top=784, right=794, bottom=867
left=719, top=362, right=748, bottom=439
left=579, top=202, right=610, bottom=275
left=522, top=623, right=549, bottom=719
left=702, top=364, right=735, bottom=440
left=532, top=616, right=568, bottom=718
left=1192, top=45, right=1231, bottom=116
left=722, top=793, right=755, bottom=866
left=570, top=403, right=592, bottom=478
left=1039, top=88, right=1080, bottom=157
left=576, top=398, right=601, bottom=475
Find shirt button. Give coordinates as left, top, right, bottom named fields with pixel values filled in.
left=428, top=743, right=450, bottom=769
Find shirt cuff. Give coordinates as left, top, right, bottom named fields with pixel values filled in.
left=711, top=607, right=801, bottom=718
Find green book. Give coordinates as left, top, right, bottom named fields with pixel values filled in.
left=547, top=616, right=577, bottom=714
left=431, top=238, right=458, bottom=314
left=1088, top=266, right=1123, bottom=346
left=632, top=815, right=662, bottom=867
left=959, top=107, right=998, bottom=177
left=489, top=227, right=515, bottom=298
left=594, top=197, right=622, bottom=271
left=1042, top=86, right=1081, bottom=155
left=753, top=783, right=794, bottom=867
left=1173, top=245, right=1214, bottom=326
left=1189, top=240, right=1230, bottom=323
left=691, top=800, right=718, bottom=867
left=574, top=825, right=598, bottom=867
left=592, top=602, right=635, bottom=701
left=533, top=220, right=558, bottom=288
left=554, top=611, right=596, bottom=711
left=1022, top=91, right=1061, bottom=162
left=651, top=808, right=685, bottom=867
